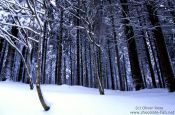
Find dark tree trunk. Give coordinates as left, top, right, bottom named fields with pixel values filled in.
left=21, top=47, right=28, bottom=83
left=18, top=59, right=23, bottom=82
left=84, top=40, right=89, bottom=87
left=153, top=39, right=166, bottom=88
left=69, top=38, right=73, bottom=85
left=137, top=7, right=157, bottom=88
left=76, top=0, right=81, bottom=85
left=93, top=46, right=105, bottom=95
left=141, top=61, right=147, bottom=88
left=146, top=32, right=164, bottom=88
left=108, top=0, right=124, bottom=91
left=120, top=0, right=144, bottom=90
left=36, top=28, right=50, bottom=112
left=89, top=43, right=93, bottom=88
left=0, top=40, right=6, bottom=76
left=36, top=47, right=50, bottom=111
left=107, top=40, right=115, bottom=90
left=146, top=1, right=175, bottom=92
left=18, top=47, right=26, bottom=82
left=122, top=55, right=128, bottom=91
left=63, top=57, right=66, bottom=84
left=105, top=62, right=109, bottom=89
left=41, top=22, right=48, bottom=84
left=97, top=47, right=104, bottom=94
left=2, top=23, right=17, bottom=81
left=0, top=39, right=4, bottom=62
left=80, top=36, right=84, bottom=86
left=55, top=8, right=64, bottom=85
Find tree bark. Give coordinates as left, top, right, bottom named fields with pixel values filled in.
left=0, top=40, right=6, bottom=76
left=55, top=8, right=64, bottom=85
left=142, top=31, right=157, bottom=88
left=146, top=1, right=175, bottom=92
left=36, top=34, right=50, bottom=111
left=120, top=0, right=144, bottom=90
left=84, top=40, right=89, bottom=87
left=108, top=0, right=124, bottom=91
left=107, top=40, right=115, bottom=90
left=76, top=0, right=81, bottom=85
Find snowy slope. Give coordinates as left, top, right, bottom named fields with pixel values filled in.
left=0, top=81, right=175, bottom=115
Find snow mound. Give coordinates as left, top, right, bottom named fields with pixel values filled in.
left=0, top=81, right=175, bottom=115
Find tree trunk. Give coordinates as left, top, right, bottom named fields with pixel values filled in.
left=89, top=43, right=93, bottom=88
left=55, top=8, right=64, bottom=85
left=108, top=0, right=124, bottom=91
left=146, top=1, right=175, bottom=92
left=69, top=38, right=73, bottom=85
left=137, top=8, right=157, bottom=88
left=92, top=46, right=105, bottom=95
left=122, top=55, right=128, bottom=91
left=107, top=40, right=115, bottom=90
left=142, top=31, right=157, bottom=88
left=80, top=36, right=84, bottom=86
left=146, top=31, right=164, bottom=88
left=76, top=0, right=81, bottom=85
left=63, top=57, right=66, bottom=84
left=36, top=35, right=50, bottom=111
left=84, top=40, right=89, bottom=87
left=97, top=47, right=104, bottom=94
left=41, top=21, right=48, bottom=84
left=0, top=40, right=6, bottom=76
left=120, top=0, right=144, bottom=90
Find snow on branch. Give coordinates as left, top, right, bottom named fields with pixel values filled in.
left=0, top=21, right=40, bottom=35
left=0, top=26, right=27, bottom=46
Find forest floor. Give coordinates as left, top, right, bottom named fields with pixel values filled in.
left=0, top=81, right=175, bottom=115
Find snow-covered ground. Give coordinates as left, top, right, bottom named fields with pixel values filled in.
left=0, top=81, right=175, bottom=115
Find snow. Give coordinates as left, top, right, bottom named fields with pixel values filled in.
left=0, top=81, right=175, bottom=115
left=50, top=0, right=56, bottom=7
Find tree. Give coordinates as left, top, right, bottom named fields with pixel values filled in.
left=136, top=8, right=157, bottom=88
left=146, top=0, right=175, bottom=92
left=107, top=39, right=115, bottom=90
left=55, top=4, right=64, bottom=85
left=26, top=0, right=50, bottom=110
left=119, top=0, right=144, bottom=90
left=76, top=0, right=81, bottom=85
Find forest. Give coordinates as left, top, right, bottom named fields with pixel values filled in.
left=0, top=0, right=175, bottom=111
